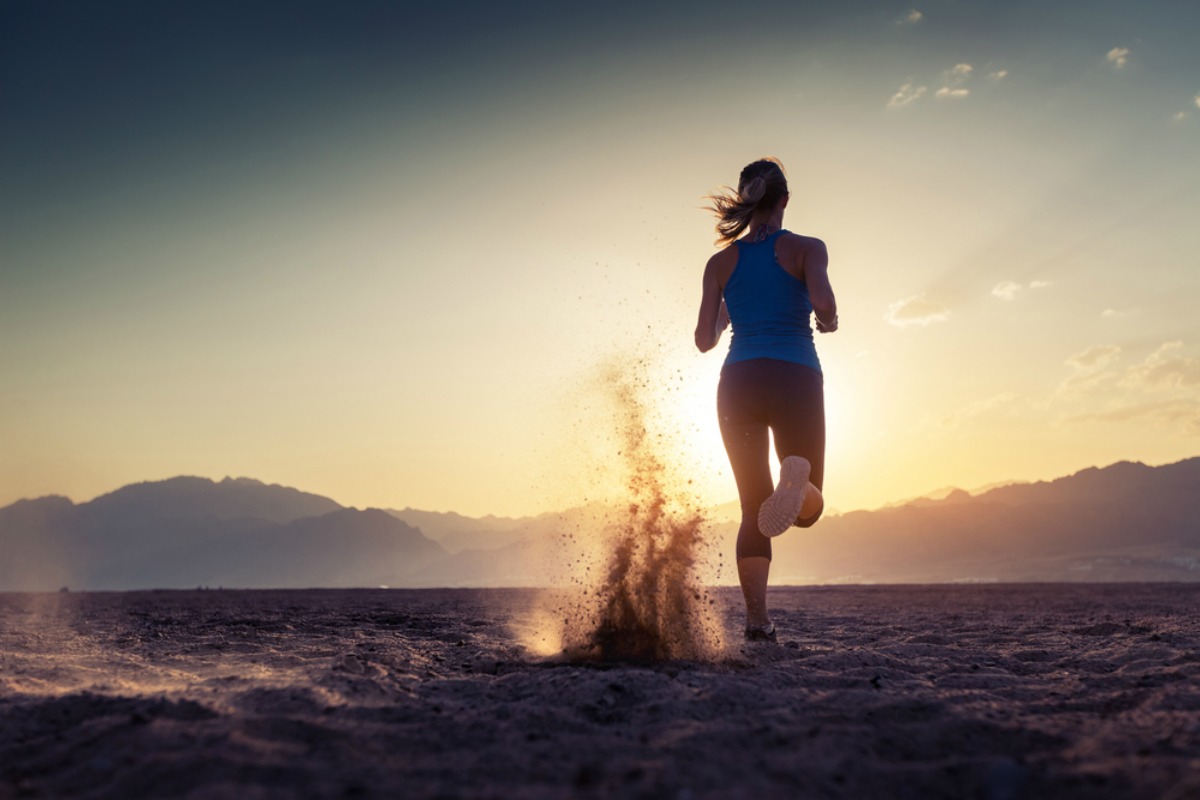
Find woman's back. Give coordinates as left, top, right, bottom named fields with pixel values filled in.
left=723, top=230, right=820, bottom=372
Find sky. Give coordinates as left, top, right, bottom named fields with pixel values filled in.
left=2, top=0, right=1199, bottom=518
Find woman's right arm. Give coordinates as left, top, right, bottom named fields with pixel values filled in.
left=803, top=239, right=838, bottom=333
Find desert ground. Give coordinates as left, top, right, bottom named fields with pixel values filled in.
left=2, top=584, right=1199, bottom=799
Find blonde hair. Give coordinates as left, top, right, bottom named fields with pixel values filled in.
left=705, top=157, right=789, bottom=246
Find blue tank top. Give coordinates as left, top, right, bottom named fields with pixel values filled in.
left=723, top=229, right=821, bottom=372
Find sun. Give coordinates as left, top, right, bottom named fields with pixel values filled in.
left=652, top=360, right=735, bottom=508
left=655, top=352, right=870, bottom=515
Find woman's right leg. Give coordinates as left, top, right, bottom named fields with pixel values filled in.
left=766, top=363, right=826, bottom=528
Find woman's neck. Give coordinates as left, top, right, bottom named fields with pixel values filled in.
left=746, top=211, right=784, bottom=242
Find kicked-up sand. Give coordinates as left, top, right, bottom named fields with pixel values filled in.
left=2, top=583, right=1199, bottom=799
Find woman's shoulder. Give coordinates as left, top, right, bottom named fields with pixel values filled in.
left=780, top=231, right=826, bottom=252
left=776, top=233, right=828, bottom=280
left=777, top=232, right=825, bottom=260
left=704, top=244, right=739, bottom=282
left=707, top=244, right=739, bottom=266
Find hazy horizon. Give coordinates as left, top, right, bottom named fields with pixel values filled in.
left=6, top=453, right=1194, bottom=521
left=4, top=1, right=1198, bottom=517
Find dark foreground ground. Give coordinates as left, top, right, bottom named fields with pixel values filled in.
left=2, top=584, right=1199, bottom=799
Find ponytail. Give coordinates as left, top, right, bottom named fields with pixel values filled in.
left=704, top=158, right=788, bottom=246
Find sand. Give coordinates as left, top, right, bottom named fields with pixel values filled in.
left=2, top=584, right=1199, bottom=799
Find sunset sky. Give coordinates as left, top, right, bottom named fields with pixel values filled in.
left=3, top=1, right=1198, bottom=518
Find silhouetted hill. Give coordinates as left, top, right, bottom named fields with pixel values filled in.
left=84, top=476, right=344, bottom=526
left=0, top=478, right=434, bottom=590
left=0, top=496, right=83, bottom=590
left=385, top=507, right=532, bottom=553
left=2, top=459, right=1197, bottom=589
left=384, top=505, right=611, bottom=557
left=761, top=458, right=1200, bottom=584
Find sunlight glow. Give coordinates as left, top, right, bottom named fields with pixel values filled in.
left=2, top=2, right=1198, bottom=518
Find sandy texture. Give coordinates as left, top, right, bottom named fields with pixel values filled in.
left=2, top=585, right=1199, bottom=799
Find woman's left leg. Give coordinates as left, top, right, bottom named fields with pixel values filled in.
left=718, top=361, right=777, bottom=628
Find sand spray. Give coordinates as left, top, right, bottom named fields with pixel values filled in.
left=516, top=355, right=726, bottom=661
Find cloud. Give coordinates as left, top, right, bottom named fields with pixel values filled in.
left=1055, top=341, right=1200, bottom=434
left=1056, top=345, right=1122, bottom=397
left=992, top=279, right=1049, bottom=301
left=1106, top=47, right=1130, bottom=68
left=897, top=9, right=923, bottom=24
left=1066, top=399, right=1200, bottom=434
left=1174, top=111, right=1189, bottom=123
left=991, top=281, right=1022, bottom=301
left=884, top=295, right=950, bottom=327
left=936, top=63, right=973, bottom=100
left=1066, top=345, right=1121, bottom=372
left=1195, top=93, right=1200, bottom=109
left=889, top=63, right=981, bottom=108
left=1101, top=307, right=1138, bottom=319
left=1121, top=342, right=1200, bottom=391
left=887, top=83, right=927, bottom=109
left=988, top=70, right=1008, bottom=81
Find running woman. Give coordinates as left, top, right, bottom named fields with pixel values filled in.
left=695, top=157, right=838, bottom=642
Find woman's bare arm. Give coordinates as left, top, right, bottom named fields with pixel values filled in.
left=803, top=239, right=838, bottom=333
left=695, top=253, right=730, bottom=352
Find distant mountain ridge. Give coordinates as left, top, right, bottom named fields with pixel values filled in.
left=84, top=476, right=345, bottom=525
left=763, top=458, right=1200, bottom=584
left=1, top=458, right=1197, bottom=589
left=384, top=507, right=533, bottom=553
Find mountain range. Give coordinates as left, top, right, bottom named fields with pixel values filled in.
left=1, top=459, right=1197, bottom=590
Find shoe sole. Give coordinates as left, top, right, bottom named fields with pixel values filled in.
left=758, top=456, right=811, bottom=538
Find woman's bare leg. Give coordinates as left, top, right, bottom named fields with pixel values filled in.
left=800, top=483, right=823, bottom=520
left=741, top=484, right=822, bottom=627
left=738, top=556, right=771, bottom=627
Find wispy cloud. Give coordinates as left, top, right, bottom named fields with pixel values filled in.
left=1066, top=345, right=1121, bottom=372
left=936, top=63, right=973, bottom=100
left=1184, top=95, right=1200, bottom=121
left=1057, top=345, right=1122, bottom=397
left=888, top=83, right=927, bottom=109
left=1120, top=342, right=1200, bottom=391
left=992, top=279, right=1050, bottom=301
left=1106, top=47, right=1130, bottom=68
left=889, top=62, right=992, bottom=109
left=1057, top=341, right=1200, bottom=434
left=884, top=295, right=950, bottom=327
left=1066, top=399, right=1200, bottom=434
left=991, top=281, right=1022, bottom=301
left=897, top=9, right=923, bottom=25
left=1101, top=307, right=1139, bottom=319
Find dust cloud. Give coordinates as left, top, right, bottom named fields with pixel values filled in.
left=526, top=358, right=726, bottom=662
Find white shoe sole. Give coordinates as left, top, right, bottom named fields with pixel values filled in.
left=758, top=456, right=811, bottom=538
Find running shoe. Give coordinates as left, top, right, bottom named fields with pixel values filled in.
left=744, top=622, right=778, bottom=642
left=758, top=455, right=811, bottom=537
